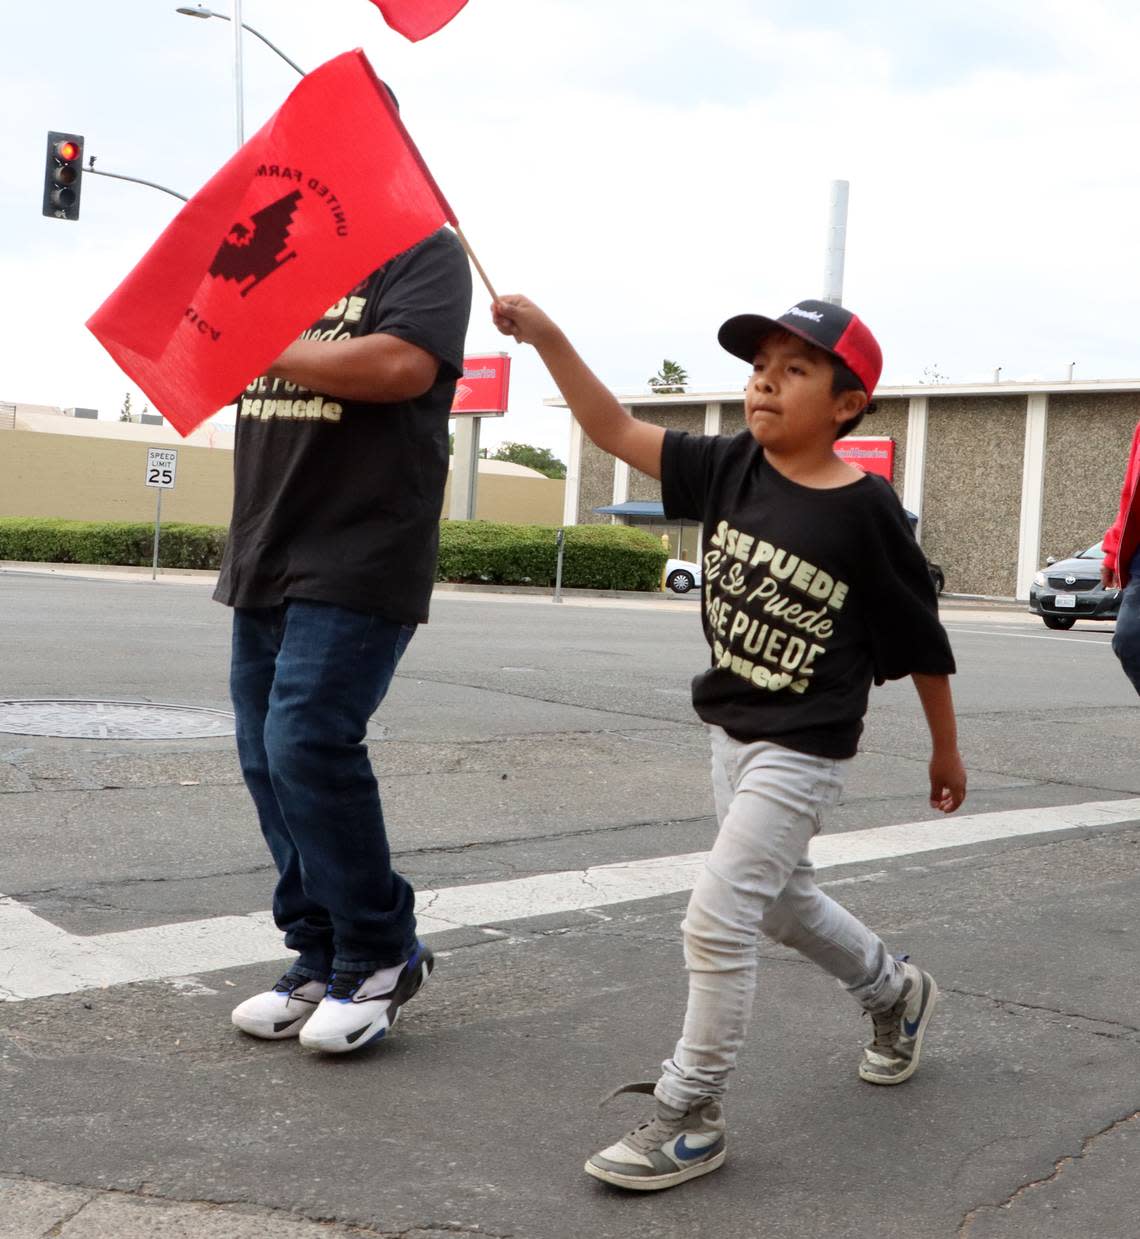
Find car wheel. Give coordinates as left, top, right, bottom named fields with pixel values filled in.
left=666, top=569, right=694, bottom=594
left=1042, top=614, right=1076, bottom=630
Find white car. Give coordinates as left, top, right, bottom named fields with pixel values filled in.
left=665, top=558, right=701, bottom=594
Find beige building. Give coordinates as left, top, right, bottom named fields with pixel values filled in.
left=0, top=406, right=564, bottom=529
left=555, top=381, right=1140, bottom=599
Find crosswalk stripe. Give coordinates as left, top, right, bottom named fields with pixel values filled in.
left=2, top=798, right=1138, bottom=1002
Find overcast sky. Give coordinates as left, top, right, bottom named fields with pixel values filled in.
left=4, top=0, right=1140, bottom=460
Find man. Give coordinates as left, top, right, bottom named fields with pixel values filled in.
left=222, top=223, right=471, bottom=1053
left=1101, top=419, right=1140, bottom=695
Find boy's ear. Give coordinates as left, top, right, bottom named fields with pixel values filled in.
left=833, top=389, right=867, bottom=424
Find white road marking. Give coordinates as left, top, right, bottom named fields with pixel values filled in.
left=944, top=625, right=1115, bottom=646
left=2, top=798, right=1138, bottom=1002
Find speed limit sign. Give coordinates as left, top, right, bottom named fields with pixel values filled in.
left=145, top=447, right=178, bottom=489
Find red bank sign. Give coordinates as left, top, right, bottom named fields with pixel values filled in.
left=451, top=352, right=511, bottom=416
left=835, top=435, right=895, bottom=480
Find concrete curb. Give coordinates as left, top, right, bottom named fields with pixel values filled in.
left=2, top=561, right=1034, bottom=613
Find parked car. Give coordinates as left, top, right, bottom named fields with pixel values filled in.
left=665, top=558, right=701, bottom=594
left=902, top=511, right=944, bottom=595
left=1028, top=541, right=1122, bottom=629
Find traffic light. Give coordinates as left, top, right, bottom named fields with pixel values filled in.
left=43, top=131, right=84, bottom=220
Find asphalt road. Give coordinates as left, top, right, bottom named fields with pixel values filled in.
left=1, top=569, right=1137, bottom=1239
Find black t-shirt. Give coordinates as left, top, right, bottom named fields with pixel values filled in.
left=662, top=430, right=956, bottom=758
left=214, top=228, right=472, bottom=623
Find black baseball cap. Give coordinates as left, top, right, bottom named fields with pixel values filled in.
left=718, top=299, right=883, bottom=397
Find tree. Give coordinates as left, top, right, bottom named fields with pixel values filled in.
left=919, top=364, right=950, bottom=384
left=648, top=359, right=688, bottom=394
left=119, top=392, right=133, bottom=422
left=490, top=442, right=567, bottom=480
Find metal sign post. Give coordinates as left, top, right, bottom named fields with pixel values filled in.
left=554, top=528, right=565, bottom=604
left=144, top=447, right=178, bottom=579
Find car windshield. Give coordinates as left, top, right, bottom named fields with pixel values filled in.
left=1074, top=542, right=1104, bottom=560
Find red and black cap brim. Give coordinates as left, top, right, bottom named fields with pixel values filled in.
left=718, top=307, right=881, bottom=398
left=719, top=314, right=820, bottom=365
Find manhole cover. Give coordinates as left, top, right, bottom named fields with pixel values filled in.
left=0, top=699, right=236, bottom=739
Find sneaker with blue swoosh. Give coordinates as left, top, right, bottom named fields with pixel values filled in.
left=585, top=1082, right=726, bottom=1191
left=859, top=961, right=939, bottom=1085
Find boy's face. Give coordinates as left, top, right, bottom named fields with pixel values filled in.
left=744, top=330, right=866, bottom=453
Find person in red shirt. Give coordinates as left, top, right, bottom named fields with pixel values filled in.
left=1101, top=419, right=1140, bottom=694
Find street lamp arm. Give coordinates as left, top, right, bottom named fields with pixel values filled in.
left=174, top=7, right=306, bottom=76
left=84, top=163, right=189, bottom=203
left=240, top=21, right=306, bottom=76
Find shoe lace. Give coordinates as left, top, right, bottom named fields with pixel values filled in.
left=272, top=971, right=312, bottom=995
left=326, top=971, right=368, bottom=1000
left=868, top=1002, right=903, bottom=1052
left=599, top=1081, right=686, bottom=1153
left=867, top=954, right=912, bottom=1052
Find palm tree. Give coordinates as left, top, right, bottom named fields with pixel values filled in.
left=648, top=360, right=689, bottom=394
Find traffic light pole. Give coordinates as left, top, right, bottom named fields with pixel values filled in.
left=83, top=163, right=188, bottom=203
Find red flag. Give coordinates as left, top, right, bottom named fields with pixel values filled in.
left=87, top=50, right=456, bottom=437
left=369, top=0, right=469, bottom=41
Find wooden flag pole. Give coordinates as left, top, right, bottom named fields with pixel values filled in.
left=454, top=224, right=499, bottom=302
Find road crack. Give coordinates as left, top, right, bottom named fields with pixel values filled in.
left=948, top=986, right=1140, bottom=1037
left=958, top=1109, right=1140, bottom=1236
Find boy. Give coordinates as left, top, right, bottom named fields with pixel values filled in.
left=491, top=294, right=966, bottom=1191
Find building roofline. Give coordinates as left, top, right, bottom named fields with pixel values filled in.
left=544, top=377, right=1140, bottom=408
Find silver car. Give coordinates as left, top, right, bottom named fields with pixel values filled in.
left=1029, top=542, right=1122, bottom=630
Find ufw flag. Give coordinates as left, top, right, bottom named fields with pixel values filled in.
left=87, top=50, right=456, bottom=437
left=369, top=0, right=469, bottom=41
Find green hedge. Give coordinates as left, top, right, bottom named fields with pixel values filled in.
left=0, top=518, right=669, bottom=591
left=437, top=521, right=667, bottom=591
left=0, top=518, right=225, bottom=569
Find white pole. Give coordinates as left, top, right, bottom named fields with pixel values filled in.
left=449, top=417, right=481, bottom=520
left=823, top=179, right=849, bottom=306
left=233, top=0, right=245, bottom=146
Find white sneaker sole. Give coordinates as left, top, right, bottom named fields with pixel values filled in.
left=859, top=975, right=939, bottom=1086
left=584, top=1149, right=726, bottom=1191
left=298, top=1004, right=398, bottom=1054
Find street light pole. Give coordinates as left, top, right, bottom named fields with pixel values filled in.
left=232, top=0, right=244, bottom=146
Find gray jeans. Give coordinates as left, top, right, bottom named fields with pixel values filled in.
left=657, top=726, right=905, bottom=1109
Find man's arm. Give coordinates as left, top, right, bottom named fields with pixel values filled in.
left=266, top=333, right=440, bottom=404
left=912, top=673, right=967, bottom=813
left=492, top=296, right=665, bottom=480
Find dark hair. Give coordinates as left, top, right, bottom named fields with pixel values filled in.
left=831, top=359, right=874, bottom=440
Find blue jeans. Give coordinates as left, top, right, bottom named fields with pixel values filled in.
left=230, top=600, right=416, bottom=980
left=1113, top=549, right=1140, bottom=696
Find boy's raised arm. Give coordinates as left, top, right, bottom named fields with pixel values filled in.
left=493, top=296, right=666, bottom=480
left=911, top=673, right=967, bottom=814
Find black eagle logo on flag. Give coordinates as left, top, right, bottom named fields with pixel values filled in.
left=209, top=191, right=303, bottom=297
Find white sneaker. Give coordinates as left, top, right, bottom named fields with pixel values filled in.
left=231, top=971, right=326, bottom=1040
left=299, top=944, right=434, bottom=1054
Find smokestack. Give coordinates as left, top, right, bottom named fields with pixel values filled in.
left=823, top=179, right=849, bottom=306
